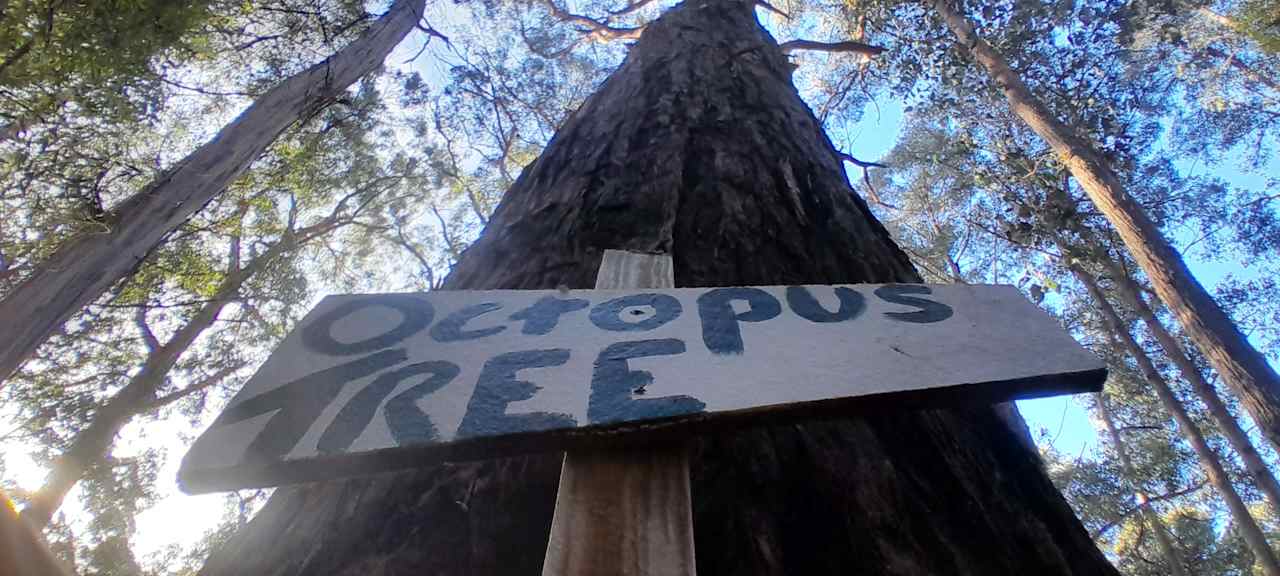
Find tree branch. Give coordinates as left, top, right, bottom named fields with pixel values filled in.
left=1091, top=481, right=1208, bottom=539
left=755, top=0, right=791, bottom=20
left=147, top=363, right=244, bottom=411
left=540, top=0, right=643, bottom=41
left=836, top=151, right=893, bottom=208
left=779, top=39, right=886, bottom=57
left=135, top=307, right=160, bottom=353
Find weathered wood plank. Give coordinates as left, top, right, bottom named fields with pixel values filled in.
left=541, top=249, right=695, bottom=576
left=178, top=280, right=1105, bottom=492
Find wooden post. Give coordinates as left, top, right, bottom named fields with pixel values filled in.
left=540, top=249, right=696, bottom=576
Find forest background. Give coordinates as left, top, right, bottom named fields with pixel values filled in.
left=0, top=0, right=1277, bottom=573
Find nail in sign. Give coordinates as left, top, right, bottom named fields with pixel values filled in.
left=179, top=284, right=1105, bottom=493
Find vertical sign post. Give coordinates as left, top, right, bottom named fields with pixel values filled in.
left=540, top=249, right=697, bottom=575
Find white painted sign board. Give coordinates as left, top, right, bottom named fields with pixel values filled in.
left=179, top=283, right=1105, bottom=493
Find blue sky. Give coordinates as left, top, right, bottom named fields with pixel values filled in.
left=826, top=71, right=1280, bottom=463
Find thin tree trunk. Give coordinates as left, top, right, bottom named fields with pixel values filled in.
left=200, top=2, right=1116, bottom=574
left=20, top=285, right=239, bottom=529
left=1094, top=392, right=1191, bottom=576
left=1074, top=265, right=1280, bottom=575
left=929, top=0, right=1280, bottom=455
left=0, top=0, right=425, bottom=386
left=1102, top=256, right=1280, bottom=516
left=1042, top=193, right=1280, bottom=518
left=19, top=215, right=330, bottom=528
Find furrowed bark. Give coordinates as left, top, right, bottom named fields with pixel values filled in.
left=0, top=0, right=425, bottom=386
left=929, top=0, right=1280, bottom=455
left=200, top=1, right=1116, bottom=574
left=1076, top=265, right=1280, bottom=575
left=1095, top=392, right=1191, bottom=576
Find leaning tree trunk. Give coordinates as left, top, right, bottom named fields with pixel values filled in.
left=199, top=2, right=1116, bottom=574
left=0, top=0, right=425, bottom=386
left=21, top=213, right=350, bottom=528
left=1075, top=265, right=1280, bottom=575
left=1102, top=255, right=1280, bottom=515
left=1094, top=392, right=1191, bottom=576
left=1043, top=183, right=1280, bottom=516
left=928, top=0, right=1280, bottom=456
left=19, top=286, right=238, bottom=530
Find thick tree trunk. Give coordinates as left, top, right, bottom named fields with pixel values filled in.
left=199, top=2, right=1115, bottom=574
left=1094, top=392, right=1190, bottom=576
left=1075, top=265, right=1280, bottom=575
left=2, top=491, right=71, bottom=576
left=0, top=0, right=424, bottom=386
left=929, top=0, right=1280, bottom=455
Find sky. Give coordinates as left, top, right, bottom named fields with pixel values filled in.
left=3, top=0, right=1278, bottom=569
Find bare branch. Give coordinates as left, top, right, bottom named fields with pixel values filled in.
left=779, top=39, right=885, bottom=57
left=836, top=151, right=894, bottom=209
left=135, top=307, right=160, bottom=353
left=541, top=0, right=644, bottom=42
left=609, top=0, right=660, bottom=17
left=1090, top=481, right=1208, bottom=539
left=431, top=204, right=461, bottom=261
left=387, top=218, right=438, bottom=290
left=755, top=0, right=791, bottom=20
left=147, top=363, right=245, bottom=410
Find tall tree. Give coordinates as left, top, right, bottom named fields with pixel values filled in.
left=927, top=0, right=1280, bottom=457
left=18, top=204, right=366, bottom=530
left=1072, top=261, right=1280, bottom=574
left=0, top=0, right=428, bottom=386
left=1083, top=229, right=1280, bottom=517
left=199, top=1, right=1116, bottom=573
left=1094, top=391, right=1191, bottom=576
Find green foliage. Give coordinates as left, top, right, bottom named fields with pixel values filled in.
left=1235, top=0, right=1280, bottom=53
left=0, top=0, right=217, bottom=135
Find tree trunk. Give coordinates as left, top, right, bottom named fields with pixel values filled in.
left=929, top=0, right=1280, bottom=455
left=1074, top=265, right=1280, bottom=575
left=199, top=2, right=1116, bottom=574
left=20, top=288, right=238, bottom=529
left=1094, top=392, right=1191, bottom=576
left=1102, top=255, right=1280, bottom=516
left=1043, top=195, right=1280, bottom=518
left=19, top=214, right=342, bottom=528
left=1, top=491, right=71, bottom=576
left=0, top=0, right=425, bottom=386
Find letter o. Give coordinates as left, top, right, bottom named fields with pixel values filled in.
left=590, top=293, right=682, bottom=332
left=302, top=295, right=433, bottom=356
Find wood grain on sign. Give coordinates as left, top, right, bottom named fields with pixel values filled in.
left=542, top=249, right=695, bottom=576
left=179, top=276, right=1105, bottom=492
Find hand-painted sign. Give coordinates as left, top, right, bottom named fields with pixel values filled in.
left=179, top=284, right=1104, bottom=493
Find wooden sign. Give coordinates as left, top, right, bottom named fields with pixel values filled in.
left=179, top=283, right=1104, bottom=493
